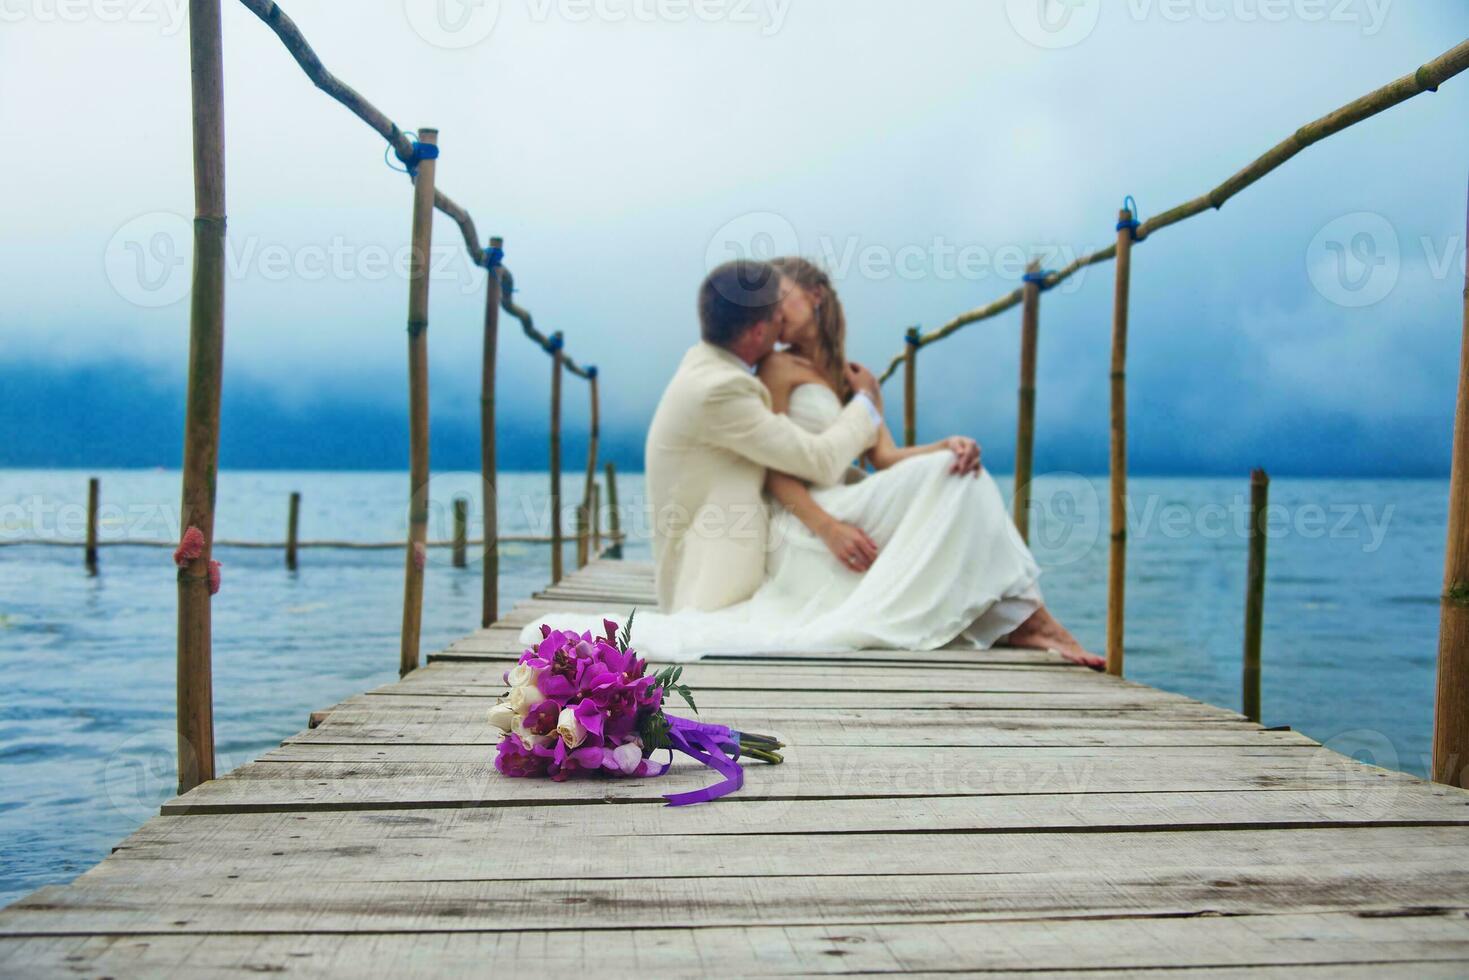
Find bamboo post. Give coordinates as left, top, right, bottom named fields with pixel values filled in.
left=605, top=461, right=622, bottom=560
left=593, top=481, right=602, bottom=554
left=452, top=497, right=468, bottom=568
left=177, top=0, right=226, bottom=794
left=1434, top=180, right=1469, bottom=789
left=1014, top=262, right=1042, bottom=542
left=550, top=333, right=565, bottom=585
left=1106, top=203, right=1137, bottom=678
left=285, top=492, right=300, bottom=571
left=579, top=368, right=601, bottom=570
left=575, top=505, right=588, bottom=569
left=85, top=477, right=100, bottom=575
left=399, top=127, right=439, bottom=678
left=480, top=237, right=504, bottom=628
left=903, top=327, right=920, bottom=447
left=1243, top=469, right=1270, bottom=723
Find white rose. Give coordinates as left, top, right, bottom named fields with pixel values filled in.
left=506, top=664, right=537, bottom=689
left=486, top=702, right=518, bottom=734
left=509, top=683, right=545, bottom=713
left=557, top=706, right=588, bottom=749
left=612, top=742, right=643, bottom=775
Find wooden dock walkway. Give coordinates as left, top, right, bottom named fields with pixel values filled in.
left=4, top=559, right=1469, bottom=976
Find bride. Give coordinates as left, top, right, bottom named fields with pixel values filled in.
left=521, top=257, right=1102, bottom=669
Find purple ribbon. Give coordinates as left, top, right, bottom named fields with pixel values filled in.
left=661, top=716, right=744, bottom=807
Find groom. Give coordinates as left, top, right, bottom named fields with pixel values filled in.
left=645, top=259, right=886, bottom=612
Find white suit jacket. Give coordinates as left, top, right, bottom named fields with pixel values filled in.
left=645, top=342, right=879, bottom=612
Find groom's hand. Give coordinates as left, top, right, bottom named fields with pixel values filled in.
left=846, top=362, right=882, bottom=410
left=820, top=520, right=879, bottom=573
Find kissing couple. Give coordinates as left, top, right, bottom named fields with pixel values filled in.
left=523, top=257, right=1102, bottom=669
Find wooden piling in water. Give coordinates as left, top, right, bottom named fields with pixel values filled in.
left=1434, top=180, right=1469, bottom=790
left=903, top=328, right=920, bottom=448
left=177, top=0, right=226, bottom=794
left=399, top=127, right=438, bottom=678
left=285, top=492, right=300, bottom=571
left=1106, top=204, right=1136, bottom=679
left=579, top=370, right=601, bottom=570
left=480, top=237, right=504, bottom=628
left=605, top=461, right=622, bottom=560
left=1243, top=469, right=1270, bottom=724
left=1014, top=262, right=1042, bottom=542
left=452, top=498, right=468, bottom=569
left=550, top=333, right=565, bottom=585
left=85, top=478, right=99, bottom=575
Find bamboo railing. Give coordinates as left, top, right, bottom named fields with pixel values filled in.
left=872, top=39, right=1469, bottom=782
left=161, top=0, right=616, bottom=790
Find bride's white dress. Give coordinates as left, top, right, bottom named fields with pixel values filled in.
left=521, top=383, right=1046, bottom=661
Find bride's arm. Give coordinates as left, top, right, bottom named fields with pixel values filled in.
left=765, top=470, right=878, bottom=572
left=867, top=424, right=982, bottom=475
left=756, top=355, right=877, bottom=571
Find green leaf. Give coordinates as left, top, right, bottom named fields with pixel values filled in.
left=617, top=608, right=637, bottom=652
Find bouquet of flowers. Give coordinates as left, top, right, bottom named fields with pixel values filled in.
left=488, top=614, right=783, bottom=806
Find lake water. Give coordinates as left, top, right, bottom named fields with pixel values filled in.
left=0, top=468, right=1450, bottom=906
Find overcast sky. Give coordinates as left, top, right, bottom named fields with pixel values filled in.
left=1, top=1, right=1467, bottom=474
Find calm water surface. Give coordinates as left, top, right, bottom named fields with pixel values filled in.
left=0, top=468, right=1448, bottom=905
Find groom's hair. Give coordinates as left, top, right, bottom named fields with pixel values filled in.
left=699, top=260, right=784, bottom=348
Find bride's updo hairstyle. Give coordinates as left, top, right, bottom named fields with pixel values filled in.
left=772, top=257, right=851, bottom=402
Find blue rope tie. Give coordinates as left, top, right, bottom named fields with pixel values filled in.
left=904, top=328, right=922, bottom=347
left=547, top=334, right=565, bottom=354
left=587, top=366, right=599, bottom=379
left=1117, top=194, right=1141, bottom=239
left=482, top=245, right=505, bottom=269
left=1022, top=269, right=1057, bottom=290
left=406, top=140, right=439, bottom=177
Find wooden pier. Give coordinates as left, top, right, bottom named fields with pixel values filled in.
left=3, top=560, right=1469, bottom=975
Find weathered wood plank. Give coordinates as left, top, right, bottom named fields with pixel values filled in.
left=82, top=825, right=1469, bottom=886
left=320, top=689, right=1239, bottom=714
left=380, top=664, right=1135, bottom=696
left=3, top=911, right=1468, bottom=977
left=144, top=781, right=1469, bottom=834
left=164, top=748, right=1428, bottom=815
left=287, top=718, right=1316, bottom=749
left=8, top=862, right=1469, bottom=934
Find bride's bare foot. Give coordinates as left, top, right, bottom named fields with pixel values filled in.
left=1002, top=607, right=1105, bottom=671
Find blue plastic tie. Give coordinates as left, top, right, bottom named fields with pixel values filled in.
left=482, top=245, right=505, bottom=269
left=406, top=140, right=439, bottom=177
left=1022, top=270, right=1056, bottom=290
left=548, top=334, right=565, bottom=354
left=1117, top=195, right=1141, bottom=239
left=587, top=366, right=599, bottom=379
left=904, top=329, right=922, bottom=347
